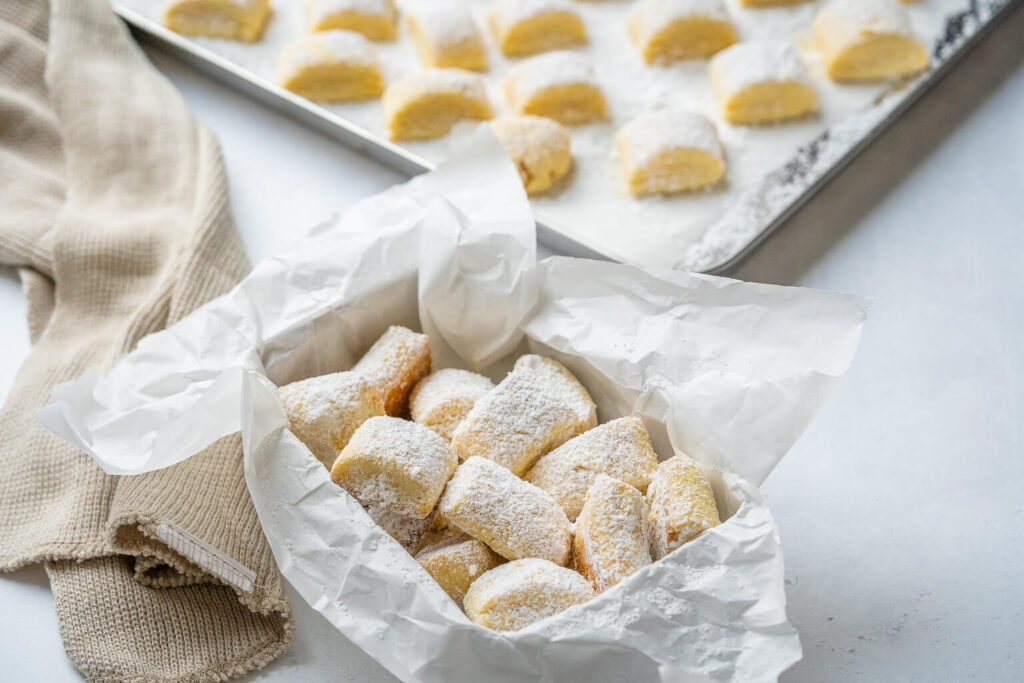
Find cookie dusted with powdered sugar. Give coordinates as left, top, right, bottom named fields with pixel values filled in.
left=503, top=52, right=606, bottom=125
left=276, top=30, right=384, bottom=103
left=416, top=533, right=503, bottom=606
left=331, top=416, right=457, bottom=550
left=409, top=368, right=494, bottom=441
left=407, top=0, right=488, bottom=71
left=710, top=41, right=818, bottom=125
left=488, top=0, right=586, bottom=57
left=646, top=454, right=720, bottom=559
left=353, top=325, right=431, bottom=416
left=627, top=0, right=737, bottom=64
left=573, top=474, right=653, bottom=592
left=526, top=416, right=658, bottom=521
left=439, top=456, right=573, bottom=565
left=813, top=0, right=928, bottom=82
left=280, top=370, right=385, bottom=469
left=616, top=110, right=725, bottom=196
left=490, top=115, right=573, bottom=196
left=306, top=0, right=397, bottom=40
left=383, top=69, right=493, bottom=141
left=450, top=354, right=596, bottom=477
left=164, top=0, right=271, bottom=42
left=463, top=558, right=594, bottom=631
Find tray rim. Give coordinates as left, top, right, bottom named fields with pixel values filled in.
left=118, top=0, right=1021, bottom=274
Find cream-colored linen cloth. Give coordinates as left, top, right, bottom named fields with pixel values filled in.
left=0, top=0, right=293, bottom=679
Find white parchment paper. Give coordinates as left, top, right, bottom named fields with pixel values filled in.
left=39, top=132, right=870, bottom=682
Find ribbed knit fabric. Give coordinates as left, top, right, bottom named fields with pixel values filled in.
left=0, top=0, right=293, bottom=679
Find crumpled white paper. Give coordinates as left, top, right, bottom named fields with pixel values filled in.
left=38, top=130, right=870, bottom=682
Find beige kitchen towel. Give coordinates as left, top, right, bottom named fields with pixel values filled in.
left=0, top=0, right=293, bottom=679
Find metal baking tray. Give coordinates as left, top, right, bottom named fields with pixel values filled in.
left=117, top=0, right=1019, bottom=273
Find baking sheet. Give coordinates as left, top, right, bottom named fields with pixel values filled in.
left=118, top=0, right=1017, bottom=272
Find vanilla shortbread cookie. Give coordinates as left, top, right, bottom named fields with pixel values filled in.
left=463, top=558, right=595, bottom=631
left=383, top=69, right=493, bottom=140
left=276, top=30, right=384, bottom=102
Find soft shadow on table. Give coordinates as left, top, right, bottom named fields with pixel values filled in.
left=727, top=2, right=1024, bottom=287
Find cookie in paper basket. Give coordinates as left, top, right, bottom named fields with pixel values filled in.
left=353, top=325, right=431, bottom=416
left=439, top=456, right=573, bottom=565
left=573, top=474, right=653, bottom=592
left=646, top=454, right=721, bottom=559
left=463, top=558, right=595, bottom=631
left=164, top=0, right=271, bottom=42
left=488, top=0, right=587, bottom=57
left=331, top=416, right=458, bottom=550
left=279, top=370, right=385, bottom=469
left=450, top=354, right=596, bottom=476
left=416, top=533, right=503, bottom=607
left=710, top=42, right=818, bottom=125
left=627, top=0, right=737, bottom=65
left=503, top=52, right=606, bottom=126
left=526, top=416, right=659, bottom=521
left=276, top=30, right=384, bottom=103
left=489, top=115, right=573, bottom=196
left=813, top=0, right=928, bottom=82
left=616, top=110, right=725, bottom=196
left=409, top=368, right=494, bottom=440
left=306, top=0, right=398, bottom=40
left=407, top=0, right=488, bottom=71
left=384, top=69, right=493, bottom=141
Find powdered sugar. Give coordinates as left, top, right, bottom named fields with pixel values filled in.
left=308, top=0, right=394, bottom=24
left=629, top=0, right=732, bottom=39
left=710, top=41, right=810, bottom=96
left=817, top=0, right=915, bottom=48
left=439, top=456, right=573, bottom=565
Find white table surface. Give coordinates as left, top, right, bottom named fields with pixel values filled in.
left=2, top=6, right=1022, bottom=680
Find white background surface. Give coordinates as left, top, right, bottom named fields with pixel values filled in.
left=2, top=5, right=1022, bottom=681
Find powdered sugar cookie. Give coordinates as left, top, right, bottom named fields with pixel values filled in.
left=164, top=0, right=271, bottom=42
left=573, top=474, right=652, bottom=592
left=616, top=110, right=725, bottom=196
left=439, top=456, right=573, bottom=565
left=306, top=0, right=397, bottom=40
left=279, top=370, right=384, bottom=469
left=488, top=0, right=586, bottom=57
left=331, top=416, right=458, bottom=519
left=276, top=30, right=384, bottom=102
left=383, top=69, right=493, bottom=140
left=463, top=558, right=594, bottom=631
left=409, top=368, right=494, bottom=440
left=450, top=354, right=596, bottom=477
left=813, top=0, right=928, bottom=81
left=526, top=416, right=658, bottom=521
left=489, top=115, right=572, bottom=196
left=416, top=533, right=503, bottom=606
left=503, top=52, right=606, bottom=125
left=353, top=325, right=430, bottom=416
left=646, top=454, right=720, bottom=559
left=627, top=0, right=737, bottom=64
left=710, top=41, right=818, bottom=124
left=407, top=0, right=488, bottom=71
